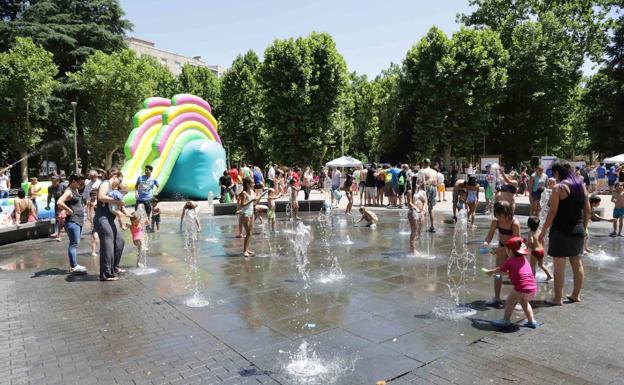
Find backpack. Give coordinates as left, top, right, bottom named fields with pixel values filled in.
left=398, top=174, right=405, bottom=186
left=385, top=172, right=392, bottom=183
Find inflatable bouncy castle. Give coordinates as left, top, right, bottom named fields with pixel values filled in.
left=121, top=94, right=226, bottom=204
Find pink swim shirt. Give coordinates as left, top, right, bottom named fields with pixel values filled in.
left=499, top=255, right=537, bottom=294
left=131, top=223, right=143, bottom=242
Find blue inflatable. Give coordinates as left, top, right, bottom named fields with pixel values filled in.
left=160, top=140, right=227, bottom=200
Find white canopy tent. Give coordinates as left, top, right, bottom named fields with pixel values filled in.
left=604, top=154, right=624, bottom=163
left=325, top=156, right=363, bottom=168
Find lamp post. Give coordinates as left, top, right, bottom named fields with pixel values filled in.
left=71, top=102, right=79, bottom=173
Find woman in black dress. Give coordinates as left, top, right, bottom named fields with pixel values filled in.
left=94, top=168, right=125, bottom=281
left=539, top=161, right=590, bottom=305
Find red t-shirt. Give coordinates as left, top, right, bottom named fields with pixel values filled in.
left=229, top=168, right=239, bottom=184
left=499, top=256, right=537, bottom=294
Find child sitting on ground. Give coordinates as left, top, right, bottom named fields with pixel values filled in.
left=485, top=236, right=538, bottom=329
left=151, top=199, right=161, bottom=233
left=527, top=217, right=552, bottom=281
left=355, top=207, right=378, bottom=227
left=611, top=183, right=624, bottom=237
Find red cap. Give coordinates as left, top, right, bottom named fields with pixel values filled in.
left=505, top=236, right=529, bottom=256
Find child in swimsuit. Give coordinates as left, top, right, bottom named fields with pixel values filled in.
left=289, top=179, right=301, bottom=220
left=356, top=207, right=378, bottom=227
left=266, top=188, right=282, bottom=233
left=151, top=199, right=161, bottom=233
left=482, top=201, right=521, bottom=306
left=407, top=192, right=426, bottom=253
left=466, top=175, right=479, bottom=226
left=129, top=213, right=146, bottom=268
left=527, top=216, right=552, bottom=281
left=107, top=183, right=131, bottom=227
left=485, top=236, right=538, bottom=329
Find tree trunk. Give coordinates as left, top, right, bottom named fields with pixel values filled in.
left=443, top=144, right=452, bottom=170
left=105, top=148, right=117, bottom=170
left=19, top=150, right=28, bottom=183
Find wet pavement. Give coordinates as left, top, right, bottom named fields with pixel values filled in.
left=1, top=209, right=623, bottom=385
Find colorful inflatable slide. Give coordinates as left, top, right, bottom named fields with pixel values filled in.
left=121, top=94, right=226, bottom=204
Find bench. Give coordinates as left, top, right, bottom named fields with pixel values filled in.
left=213, top=200, right=326, bottom=216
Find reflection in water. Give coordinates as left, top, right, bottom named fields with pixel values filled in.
left=316, top=208, right=345, bottom=284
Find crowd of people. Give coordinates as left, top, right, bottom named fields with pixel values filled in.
left=3, top=156, right=622, bottom=329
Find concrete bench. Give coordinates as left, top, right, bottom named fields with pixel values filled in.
left=213, top=200, right=326, bottom=216
left=0, top=219, right=55, bottom=246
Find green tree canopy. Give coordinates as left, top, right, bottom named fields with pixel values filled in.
left=0, top=0, right=132, bottom=74
left=583, top=14, right=624, bottom=157
left=260, top=32, right=348, bottom=166
left=0, top=37, right=57, bottom=180
left=220, top=50, right=264, bottom=165
left=398, top=26, right=508, bottom=164
left=68, top=49, right=161, bottom=168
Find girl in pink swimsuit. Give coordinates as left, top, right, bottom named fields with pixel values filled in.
left=129, top=213, right=145, bottom=267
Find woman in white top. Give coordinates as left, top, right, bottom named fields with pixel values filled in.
left=302, top=166, right=314, bottom=200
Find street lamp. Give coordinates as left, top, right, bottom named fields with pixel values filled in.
left=71, top=102, right=79, bottom=173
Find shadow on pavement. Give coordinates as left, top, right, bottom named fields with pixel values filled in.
left=469, top=318, right=519, bottom=333
left=31, top=268, right=67, bottom=278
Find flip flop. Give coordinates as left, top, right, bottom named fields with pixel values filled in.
left=566, top=296, right=581, bottom=303
left=544, top=299, right=563, bottom=306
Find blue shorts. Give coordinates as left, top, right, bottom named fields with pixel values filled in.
left=614, top=208, right=624, bottom=218
left=331, top=185, right=339, bottom=191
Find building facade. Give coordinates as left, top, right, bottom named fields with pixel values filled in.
left=125, top=37, right=226, bottom=77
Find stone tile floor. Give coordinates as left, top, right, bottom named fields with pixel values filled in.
left=0, top=209, right=623, bottom=384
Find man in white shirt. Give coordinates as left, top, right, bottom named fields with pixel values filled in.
left=267, top=164, right=276, bottom=188
left=0, top=168, right=10, bottom=199
left=82, top=170, right=102, bottom=200
left=330, top=167, right=342, bottom=206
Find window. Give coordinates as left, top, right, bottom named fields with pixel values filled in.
left=175, top=61, right=182, bottom=70
left=160, top=58, right=167, bottom=65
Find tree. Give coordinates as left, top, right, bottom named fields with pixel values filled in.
left=460, top=0, right=623, bottom=162
left=260, top=32, right=348, bottom=166
left=583, top=14, right=624, bottom=157
left=398, top=27, right=508, bottom=165
left=0, top=37, right=58, bottom=181
left=219, top=50, right=264, bottom=164
left=177, top=64, right=221, bottom=117
left=68, top=49, right=160, bottom=168
left=0, top=0, right=132, bottom=74
left=349, top=72, right=380, bottom=162
left=374, top=64, right=402, bottom=162
left=459, top=0, right=619, bottom=61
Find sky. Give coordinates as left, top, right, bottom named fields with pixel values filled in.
left=120, top=0, right=476, bottom=78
